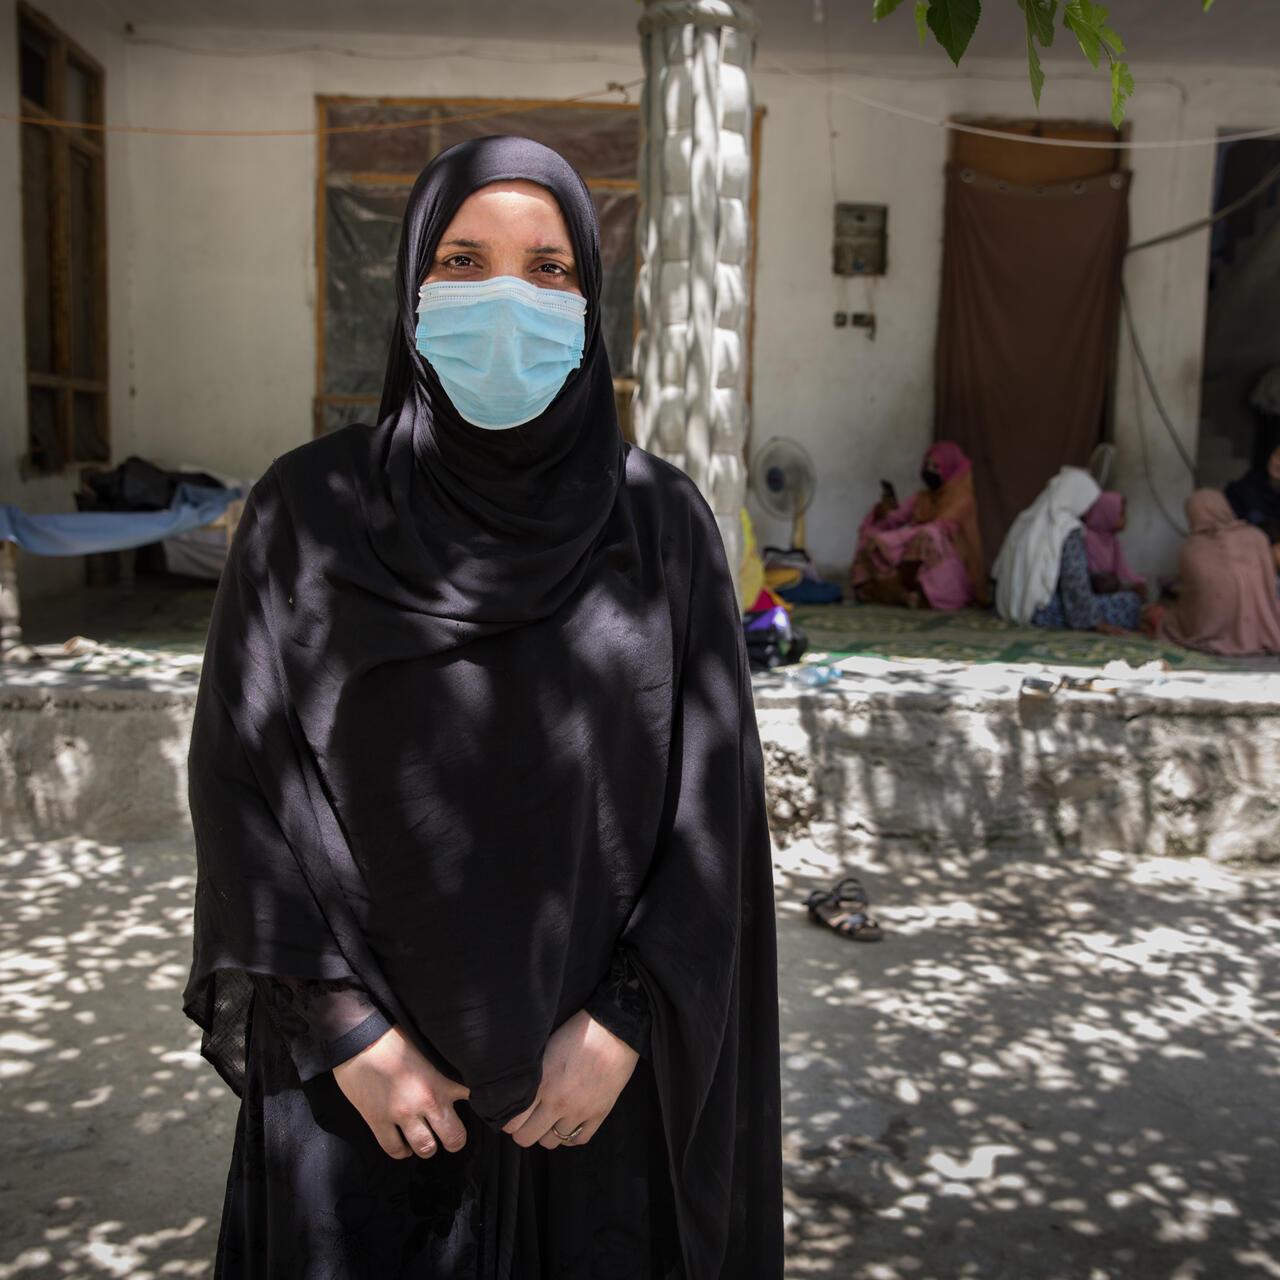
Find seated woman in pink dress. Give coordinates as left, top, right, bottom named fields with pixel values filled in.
left=850, top=442, right=988, bottom=610
left=1158, top=489, right=1280, bottom=656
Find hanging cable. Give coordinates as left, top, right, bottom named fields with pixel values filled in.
left=1128, top=157, right=1280, bottom=254
left=1120, top=280, right=1194, bottom=538
left=757, top=56, right=1280, bottom=152
left=1118, top=149, right=1280, bottom=531
left=2, top=51, right=1277, bottom=149
left=1120, top=282, right=1197, bottom=478
left=1123, top=287, right=1191, bottom=537
left=0, top=81, right=643, bottom=137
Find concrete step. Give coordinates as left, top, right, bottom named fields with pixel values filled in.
left=6, top=657, right=1280, bottom=864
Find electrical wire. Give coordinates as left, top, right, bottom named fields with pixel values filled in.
left=0, top=81, right=644, bottom=137
left=121, top=32, right=636, bottom=66
left=1128, top=157, right=1280, bottom=254
left=1120, top=280, right=1193, bottom=537
left=757, top=54, right=1280, bottom=151
left=1, top=42, right=1276, bottom=149
left=1118, top=150, right=1280, bottom=534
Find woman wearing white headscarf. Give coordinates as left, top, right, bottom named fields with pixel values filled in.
left=993, top=466, right=1143, bottom=632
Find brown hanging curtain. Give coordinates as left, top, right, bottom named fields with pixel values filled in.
left=935, top=163, right=1131, bottom=568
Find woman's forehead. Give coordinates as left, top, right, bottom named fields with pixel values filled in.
left=440, top=180, right=569, bottom=236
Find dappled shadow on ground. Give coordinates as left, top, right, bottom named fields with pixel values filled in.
left=0, top=836, right=235, bottom=1279
left=776, top=842, right=1280, bottom=1280
left=4, top=829, right=1278, bottom=1279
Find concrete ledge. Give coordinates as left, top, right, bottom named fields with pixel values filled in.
left=755, top=658, right=1280, bottom=863
left=1, top=680, right=197, bottom=841
left=4, top=655, right=1280, bottom=861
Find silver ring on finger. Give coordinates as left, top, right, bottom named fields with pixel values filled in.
left=552, top=1121, right=584, bottom=1143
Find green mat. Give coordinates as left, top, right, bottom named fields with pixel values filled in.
left=15, top=584, right=1248, bottom=675
left=787, top=602, right=1237, bottom=671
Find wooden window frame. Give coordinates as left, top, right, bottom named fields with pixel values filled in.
left=18, top=2, right=109, bottom=474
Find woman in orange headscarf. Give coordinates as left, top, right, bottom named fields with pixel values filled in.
left=850, top=441, right=988, bottom=610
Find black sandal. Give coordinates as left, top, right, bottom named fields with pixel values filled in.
left=830, top=876, right=870, bottom=910
left=804, top=880, right=882, bottom=942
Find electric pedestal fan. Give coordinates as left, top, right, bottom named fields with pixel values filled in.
left=750, top=437, right=816, bottom=553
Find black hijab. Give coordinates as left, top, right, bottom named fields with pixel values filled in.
left=369, top=134, right=626, bottom=646
left=185, top=136, right=782, bottom=1278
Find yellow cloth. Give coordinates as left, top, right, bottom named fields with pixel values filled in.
left=738, top=508, right=765, bottom=611
left=763, top=566, right=802, bottom=591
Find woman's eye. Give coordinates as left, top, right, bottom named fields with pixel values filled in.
left=442, top=254, right=474, bottom=269
left=536, top=262, right=567, bottom=277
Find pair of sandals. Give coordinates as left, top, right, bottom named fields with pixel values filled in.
left=804, top=876, right=883, bottom=942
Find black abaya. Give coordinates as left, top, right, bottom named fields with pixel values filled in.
left=221, top=997, right=683, bottom=1278
left=184, top=137, right=782, bottom=1279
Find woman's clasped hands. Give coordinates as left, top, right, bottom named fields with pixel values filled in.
left=334, top=1010, right=638, bottom=1160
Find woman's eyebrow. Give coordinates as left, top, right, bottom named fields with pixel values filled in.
left=525, top=242, right=573, bottom=258
left=439, top=237, right=486, bottom=250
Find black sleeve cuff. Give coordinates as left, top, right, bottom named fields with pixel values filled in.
left=583, top=949, right=652, bottom=1059
left=255, top=975, right=392, bottom=1082
left=326, top=1009, right=393, bottom=1073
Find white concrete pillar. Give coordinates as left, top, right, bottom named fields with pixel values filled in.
left=634, top=0, right=757, bottom=578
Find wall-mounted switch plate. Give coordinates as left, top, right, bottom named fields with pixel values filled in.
left=834, top=203, right=888, bottom=276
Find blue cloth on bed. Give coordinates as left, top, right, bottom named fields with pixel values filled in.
left=0, top=484, right=241, bottom=557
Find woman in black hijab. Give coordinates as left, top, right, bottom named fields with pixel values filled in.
left=184, top=136, right=783, bottom=1279
left=1224, top=418, right=1280, bottom=529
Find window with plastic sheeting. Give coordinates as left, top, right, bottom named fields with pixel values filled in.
left=315, top=98, right=641, bottom=441
left=18, top=4, right=108, bottom=473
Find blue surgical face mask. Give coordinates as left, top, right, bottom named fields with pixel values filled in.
left=414, top=276, right=587, bottom=430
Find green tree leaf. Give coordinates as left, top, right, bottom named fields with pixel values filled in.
left=1064, top=0, right=1124, bottom=69
left=1064, top=1, right=1100, bottom=65
left=1110, top=59, right=1134, bottom=128
left=926, top=0, right=982, bottom=66
left=1025, top=33, right=1045, bottom=105
left=1018, top=0, right=1057, bottom=108
left=915, top=1, right=930, bottom=43
left=1019, top=0, right=1057, bottom=46
left=865, top=0, right=1225, bottom=126
left=872, top=0, right=910, bottom=19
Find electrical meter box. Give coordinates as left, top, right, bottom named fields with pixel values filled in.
left=833, top=202, right=887, bottom=276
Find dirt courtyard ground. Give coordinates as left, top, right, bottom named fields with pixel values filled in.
left=1, top=831, right=1277, bottom=1278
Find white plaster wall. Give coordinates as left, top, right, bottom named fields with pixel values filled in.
left=747, top=55, right=1280, bottom=585
left=0, top=0, right=132, bottom=598
left=5, top=8, right=1279, bottom=602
